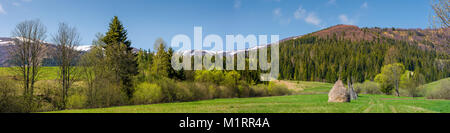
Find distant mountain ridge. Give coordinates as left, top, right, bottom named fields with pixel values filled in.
left=0, top=37, right=93, bottom=67
left=1, top=25, right=448, bottom=67
left=309, top=25, right=449, bottom=53
left=176, top=25, right=449, bottom=57
left=0, top=37, right=141, bottom=66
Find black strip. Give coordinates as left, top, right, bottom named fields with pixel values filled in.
left=0, top=113, right=448, bottom=132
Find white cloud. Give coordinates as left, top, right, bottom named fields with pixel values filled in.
left=294, top=6, right=306, bottom=19
left=234, top=0, right=241, bottom=9
left=292, top=5, right=322, bottom=27
left=273, top=8, right=282, bottom=17
left=339, top=14, right=355, bottom=25
left=305, top=12, right=321, bottom=26
left=0, top=4, right=6, bottom=15
left=361, top=2, right=368, bottom=9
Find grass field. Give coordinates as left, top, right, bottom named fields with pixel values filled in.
left=0, top=67, right=59, bottom=80
left=3, top=67, right=448, bottom=113
left=50, top=79, right=450, bottom=113
left=49, top=94, right=450, bottom=113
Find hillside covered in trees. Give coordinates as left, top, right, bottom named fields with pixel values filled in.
left=279, top=25, right=449, bottom=84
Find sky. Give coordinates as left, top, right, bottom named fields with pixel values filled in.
left=0, top=0, right=435, bottom=50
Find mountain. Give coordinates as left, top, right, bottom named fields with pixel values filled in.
left=0, top=37, right=94, bottom=67
left=0, top=38, right=14, bottom=67
left=175, top=25, right=449, bottom=57
left=278, top=25, right=449, bottom=83
left=0, top=37, right=143, bottom=66
left=309, top=25, right=449, bottom=53
left=0, top=37, right=58, bottom=66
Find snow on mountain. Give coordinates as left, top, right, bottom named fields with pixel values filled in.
left=0, top=37, right=14, bottom=46
left=75, top=45, right=92, bottom=51
left=174, top=44, right=272, bottom=57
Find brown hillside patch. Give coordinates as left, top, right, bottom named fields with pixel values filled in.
left=274, top=80, right=304, bottom=91
left=307, top=25, right=449, bottom=53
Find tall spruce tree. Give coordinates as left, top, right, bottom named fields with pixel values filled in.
left=102, top=16, right=138, bottom=99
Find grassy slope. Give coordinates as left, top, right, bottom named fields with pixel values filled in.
left=423, top=78, right=449, bottom=91
left=0, top=67, right=59, bottom=80
left=274, top=80, right=333, bottom=94
left=50, top=79, right=450, bottom=113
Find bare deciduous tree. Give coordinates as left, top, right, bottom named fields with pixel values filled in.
left=52, top=23, right=80, bottom=109
left=9, top=20, right=47, bottom=111
left=431, top=0, right=449, bottom=28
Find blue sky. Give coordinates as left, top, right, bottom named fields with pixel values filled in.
left=0, top=0, right=435, bottom=50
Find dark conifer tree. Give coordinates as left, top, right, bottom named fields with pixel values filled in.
left=102, top=16, right=138, bottom=99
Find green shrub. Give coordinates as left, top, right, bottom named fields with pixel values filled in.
left=174, top=82, right=194, bottom=101
left=399, top=87, right=425, bottom=97
left=132, top=83, right=163, bottom=104
left=35, top=80, right=61, bottom=109
left=0, top=78, right=26, bottom=113
left=250, top=84, right=269, bottom=97
left=215, top=85, right=234, bottom=98
left=67, top=94, right=87, bottom=109
left=269, top=83, right=290, bottom=96
left=191, top=83, right=212, bottom=100
left=207, top=84, right=217, bottom=99
left=238, top=81, right=250, bottom=98
left=95, top=81, right=128, bottom=107
left=353, top=81, right=383, bottom=94
left=156, top=78, right=178, bottom=102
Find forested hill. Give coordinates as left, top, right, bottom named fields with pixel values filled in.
left=310, top=25, right=449, bottom=53
left=278, top=25, right=449, bottom=83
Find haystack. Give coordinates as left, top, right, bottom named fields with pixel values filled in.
left=328, top=80, right=350, bottom=102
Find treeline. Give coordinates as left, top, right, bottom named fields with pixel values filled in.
left=0, top=17, right=289, bottom=112
left=131, top=38, right=287, bottom=103
left=278, top=35, right=449, bottom=84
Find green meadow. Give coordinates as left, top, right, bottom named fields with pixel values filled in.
left=0, top=67, right=59, bottom=80
left=2, top=67, right=449, bottom=113
left=49, top=79, right=450, bottom=113
left=49, top=94, right=450, bottom=113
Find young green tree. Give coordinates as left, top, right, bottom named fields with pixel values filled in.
left=224, top=71, right=241, bottom=97
left=400, top=70, right=425, bottom=97
left=136, top=49, right=154, bottom=81
left=101, top=16, right=138, bottom=100
left=80, top=34, right=128, bottom=107
left=80, top=35, right=107, bottom=107
left=375, top=63, right=405, bottom=96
